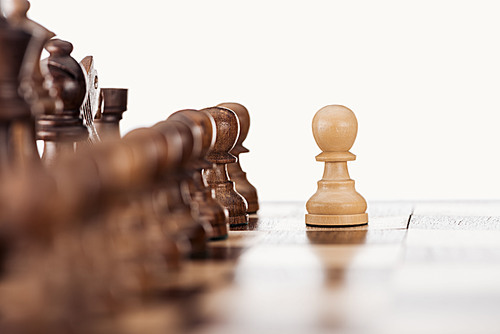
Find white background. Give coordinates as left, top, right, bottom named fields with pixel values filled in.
left=29, top=0, right=500, bottom=202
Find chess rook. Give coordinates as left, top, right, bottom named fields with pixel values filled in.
left=201, top=107, right=248, bottom=227
left=94, top=88, right=128, bottom=141
left=217, top=102, right=259, bottom=214
left=305, top=105, right=368, bottom=227
left=167, top=109, right=229, bottom=240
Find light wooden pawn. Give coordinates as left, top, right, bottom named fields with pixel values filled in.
left=305, top=105, right=368, bottom=227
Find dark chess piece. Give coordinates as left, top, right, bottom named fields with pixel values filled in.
left=0, top=5, right=24, bottom=248
left=0, top=7, right=41, bottom=172
left=4, top=0, right=62, bottom=119
left=0, top=7, right=67, bottom=246
left=201, top=107, right=248, bottom=227
left=152, top=120, right=211, bottom=256
left=218, top=102, right=259, bottom=213
left=94, top=88, right=128, bottom=141
left=116, top=127, right=187, bottom=274
left=37, top=39, right=88, bottom=165
left=168, top=109, right=229, bottom=240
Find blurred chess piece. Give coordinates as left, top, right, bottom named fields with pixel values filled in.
left=152, top=120, right=211, bottom=256
left=0, top=2, right=41, bottom=171
left=3, top=0, right=62, bottom=118
left=201, top=107, right=248, bottom=227
left=305, top=105, right=368, bottom=227
left=0, top=0, right=57, bottom=242
left=0, top=8, right=105, bottom=332
left=37, top=39, right=88, bottom=165
left=168, top=109, right=229, bottom=240
left=218, top=102, right=259, bottom=213
left=94, top=88, right=128, bottom=141
left=111, top=127, right=187, bottom=289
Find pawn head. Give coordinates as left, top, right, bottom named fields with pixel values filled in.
left=200, top=106, right=239, bottom=164
left=167, top=109, right=215, bottom=169
left=312, top=105, right=358, bottom=152
left=154, top=120, right=194, bottom=170
left=122, top=127, right=168, bottom=183
left=217, top=102, right=250, bottom=155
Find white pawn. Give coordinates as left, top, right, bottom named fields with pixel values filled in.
left=305, top=105, right=368, bottom=227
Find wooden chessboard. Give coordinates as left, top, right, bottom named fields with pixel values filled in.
left=116, top=201, right=500, bottom=334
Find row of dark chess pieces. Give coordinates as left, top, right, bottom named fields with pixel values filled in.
left=0, top=2, right=259, bottom=333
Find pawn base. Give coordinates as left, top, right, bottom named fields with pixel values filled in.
left=247, top=201, right=259, bottom=214
left=305, top=213, right=368, bottom=227
left=209, top=224, right=229, bottom=241
left=229, top=214, right=249, bottom=227
left=209, top=233, right=228, bottom=241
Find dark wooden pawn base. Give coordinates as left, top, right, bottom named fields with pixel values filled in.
left=246, top=202, right=259, bottom=214
left=227, top=166, right=259, bottom=214
left=211, top=181, right=249, bottom=227
left=228, top=215, right=249, bottom=227
left=209, top=232, right=229, bottom=241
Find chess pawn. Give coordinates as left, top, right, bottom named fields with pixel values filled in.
left=94, top=88, right=128, bottom=141
left=168, top=109, right=229, bottom=240
left=37, top=39, right=88, bottom=165
left=305, top=105, right=368, bottom=227
left=218, top=102, right=259, bottom=213
left=117, top=128, right=186, bottom=273
left=201, top=107, right=249, bottom=227
left=152, top=120, right=211, bottom=256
